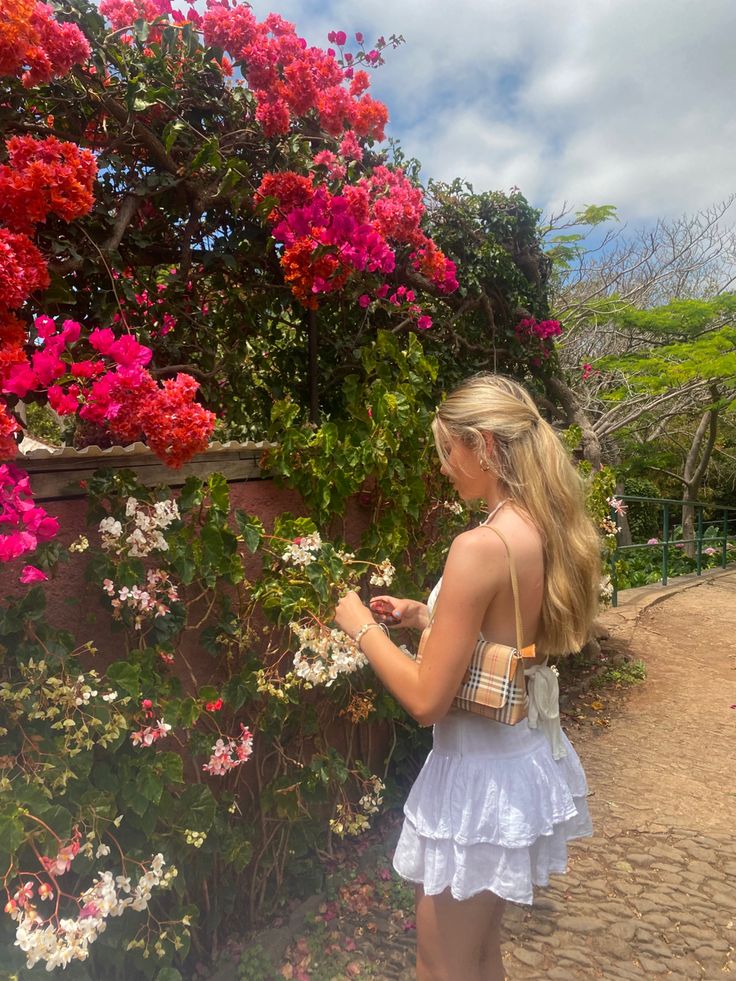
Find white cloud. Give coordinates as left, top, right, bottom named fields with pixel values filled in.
left=249, top=0, right=736, bottom=223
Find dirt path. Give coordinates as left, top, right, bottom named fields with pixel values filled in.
left=224, top=571, right=736, bottom=980
left=503, top=570, right=736, bottom=979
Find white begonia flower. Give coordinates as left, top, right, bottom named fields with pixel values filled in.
left=369, top=558, right=395, bottom=587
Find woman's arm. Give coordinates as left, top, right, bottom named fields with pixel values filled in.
left=336, top=532, right=504, bottom=725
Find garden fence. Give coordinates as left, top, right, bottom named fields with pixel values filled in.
left=610, top=496, right=736, bottom=607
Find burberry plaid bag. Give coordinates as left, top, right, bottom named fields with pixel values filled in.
left=417, top=524, right=537, bottom=724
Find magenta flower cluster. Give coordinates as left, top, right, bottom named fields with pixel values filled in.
left=0, top=463, right=59, bottom=562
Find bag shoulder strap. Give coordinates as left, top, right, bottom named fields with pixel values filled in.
left=478, top=524, right=525, bottom=654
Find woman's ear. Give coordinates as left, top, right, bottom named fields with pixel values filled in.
left=482, top=432, right=495, bottom=459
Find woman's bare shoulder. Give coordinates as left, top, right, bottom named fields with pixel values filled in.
left=466, top=506, right=540, bottom=545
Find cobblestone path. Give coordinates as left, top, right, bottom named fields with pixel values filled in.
left=501, top=570, right=736, bottom=980
left=229, top=571, right=736, bottom=980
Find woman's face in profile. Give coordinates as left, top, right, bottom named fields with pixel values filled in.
left=439, top=435, right=481, bottom=501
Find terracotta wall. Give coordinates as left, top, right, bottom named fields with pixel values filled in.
left=2, top=455, right=371, bottom=673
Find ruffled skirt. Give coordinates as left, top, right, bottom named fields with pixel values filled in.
left=392, top=711, right=592, bottom=904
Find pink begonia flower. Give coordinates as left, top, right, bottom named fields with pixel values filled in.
left=647, top=538, right=659, bottom=545
left=19, top=565, right=48, bottom=584
left=355, top=31, right=364, bottom=43
left=417, top=315, right=432, bottom=330
left=358, top=294, right=371, bottom=308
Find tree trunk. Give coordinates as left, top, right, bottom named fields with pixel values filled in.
left=543, top=375, right=602, bottom=467
left=682, top=388, right=719, bottom=558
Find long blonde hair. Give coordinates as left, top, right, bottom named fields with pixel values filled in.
left=432, top=373, right=600, bottom=655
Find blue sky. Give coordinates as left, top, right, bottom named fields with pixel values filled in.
left=249, top=0, right=736, bottom=228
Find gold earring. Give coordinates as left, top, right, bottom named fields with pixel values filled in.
left=479, top=457, right=491, bottom=472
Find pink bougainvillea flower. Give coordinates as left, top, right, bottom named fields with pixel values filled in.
left=33, top=314, right=56, bottom=338
left=19, top=564, right=48, bottom=583
left=2, top=361, right=37, bottom=398
left=30, top=348, right=65, bottom=386
left=47, top=383, right=79, bottom=415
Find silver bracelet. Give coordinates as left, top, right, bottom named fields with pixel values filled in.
left=354, top=621, right=389, bottom=647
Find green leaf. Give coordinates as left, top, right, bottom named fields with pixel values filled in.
left=162, top=119, right=186, bottom=153
left=201, top=521, right=224, bottom=564
left=106, top=661, right=141, bottom=697
left=157, top=751, right=184, bottom=784
left=156, top=970, right=183, bottom=981
left=191, top=137, right=222, bottom=171
left=179, top=476, right=204, bottom=512
left=176, top=697, right=199, bottom=727
left=234, top=510, right=264, bottom=552
left=0, top=813, right=25, bottom=859
left=38, top=805, right=73, bottom=839
left=208, top=472, right=230, bottom=512
left=178, top=785, right=216, bottom=831
left=136, top=767, right=164, bottom=805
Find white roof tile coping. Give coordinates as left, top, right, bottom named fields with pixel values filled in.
left=18, top=437, right=277, bottom=459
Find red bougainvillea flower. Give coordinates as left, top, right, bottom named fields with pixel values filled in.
left=141, top=374, right=216, bottom=468
left=202, top=1, right=389, bottom=143
left=0, top=228, right=49, bottom=309
left=0, top=0, right=90, bottom=86
left=253, top=171, right=315, bottom=222
left=0, top=404, right=20, bottom=458
left=0, top=312, right=27, bottom=386
left=0, top=135, right=97, bottom=233
left=98, top=0, right=169, bottom=42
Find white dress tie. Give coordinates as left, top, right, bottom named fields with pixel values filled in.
left=524, top=660, right=567, bottom=760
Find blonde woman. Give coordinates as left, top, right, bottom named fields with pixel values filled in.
left=334, top=373, right=599, bottom=981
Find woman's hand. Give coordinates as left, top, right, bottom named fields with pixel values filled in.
left=334, top=591, right=375, bottom=640
left=369, top=595, right=429, bottom=631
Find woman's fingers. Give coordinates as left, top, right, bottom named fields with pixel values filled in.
left=369, top=597, right=394, bottom=612
left=369, top=596, right=403, bottom=622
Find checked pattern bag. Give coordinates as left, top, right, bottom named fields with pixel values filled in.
left=417, top=524, right=536, bottom=724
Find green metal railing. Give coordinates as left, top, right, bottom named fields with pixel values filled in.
left=609, top=496, right=736, bottom=607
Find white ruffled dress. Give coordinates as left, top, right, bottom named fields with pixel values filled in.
left=392, top=578, right=592, bottom=905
